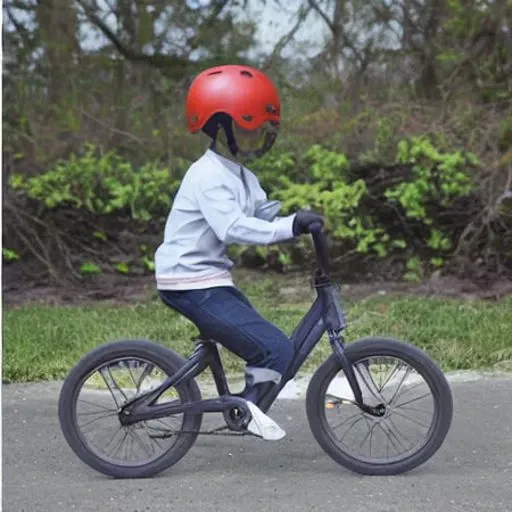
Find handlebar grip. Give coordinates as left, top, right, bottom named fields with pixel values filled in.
left=309, top=221, right=323, bottom=233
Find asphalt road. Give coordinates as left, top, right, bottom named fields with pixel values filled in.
left=3, top=376, right=512, bottom=512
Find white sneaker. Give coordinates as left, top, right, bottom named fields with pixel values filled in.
left=245, top=401, right=286, bottom=441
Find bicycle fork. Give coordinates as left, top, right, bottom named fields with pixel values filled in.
left=328, top=329, right=386, bottom=417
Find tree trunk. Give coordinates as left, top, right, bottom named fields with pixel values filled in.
left=36, top=0, right=79, bottom=103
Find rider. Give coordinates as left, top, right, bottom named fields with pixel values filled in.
left=155, top=64, right=323, bottom=440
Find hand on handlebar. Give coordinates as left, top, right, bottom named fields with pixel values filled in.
left=292, top=210, right=324, bottom=236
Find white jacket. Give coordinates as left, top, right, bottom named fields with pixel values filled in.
left=155, top=149, right=296, bottom=290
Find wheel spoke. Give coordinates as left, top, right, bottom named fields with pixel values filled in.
left=385, top=421, right=409, bottom=452
left=386, top=415, right=413, bottom=449
left=395, top=404, right=433, bottom=415
left=378, top=359, right=384, bottom=390
left=337, top=415, right=366, bottom=446
left=78, top=410, right=117, bottom=430
left=330, top=411, right=363, bottom=432
left=105, top=428, right=128, bottom=459
left=378, top=362, right=402, bottom=393
left=355, top=363, right=383, bottom=402
left=389, top=409, right=431, bottom=430
left=129, top=428, right=155, bottom=458
left=124, top=431, right=132, bottom=462
left=377, top=421, right=403, bottom=454
left=98, top=367, right=123, bottom=408
left=136, top=363, right=156, bottom=392
left=78, top=398, right=115, bottom=412
left=153, top=416, right=181, bottom=429
left=107, top=365, right=128, bottom=401
left=389, top=366, right=412, bottom=404
left=369, top=422, right=374, bottom=457
left=358, top=417, right=379, bottom=451
left=392, top=379, right=426, bottom=404
left=394, top=392, right=431, bottom=409
left=124, top=362, right=138, bottom=389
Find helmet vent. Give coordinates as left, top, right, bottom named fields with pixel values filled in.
left=241, top=114, right=254, bottom=121
left=240, top=70, right=253, bottom=78
left=208, top=70, right=223, bottom=76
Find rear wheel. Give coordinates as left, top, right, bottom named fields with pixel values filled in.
left=306, top=337, right=453, bottom=475
left=58, top=340, right=203, bottom=478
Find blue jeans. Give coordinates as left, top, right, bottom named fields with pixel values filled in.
left=159, top=287, right=294, bottom=378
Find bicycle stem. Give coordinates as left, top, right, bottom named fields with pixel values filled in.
left=310, top=223, right=331, bottom=276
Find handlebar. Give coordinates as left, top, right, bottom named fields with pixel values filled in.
left=309, top=223, right=331, bottom=275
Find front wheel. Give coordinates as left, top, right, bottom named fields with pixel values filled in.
left=306, top=337, right=453, bottom=476
left=58, top=339, right=203, bottom=478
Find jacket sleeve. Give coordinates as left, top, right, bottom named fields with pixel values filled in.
left=195, top=180, right=295, bottom=245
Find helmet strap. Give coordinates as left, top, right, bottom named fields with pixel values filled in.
left=204, top=113, right=239, bottom=158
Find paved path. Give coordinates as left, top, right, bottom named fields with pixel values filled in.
left=3, top=376, right=512, bottom=512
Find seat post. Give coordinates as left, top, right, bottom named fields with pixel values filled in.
left=191, top=337, right=231, bottom=396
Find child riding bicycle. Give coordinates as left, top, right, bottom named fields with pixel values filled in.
left=154, top=64, right=323, bottom=440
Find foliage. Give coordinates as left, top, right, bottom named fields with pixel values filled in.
left=5, top=134, right=491, bottom=281
left=269, top=145, right=387, bottom=257
left=80, top=262, right=102, bottom=275
left=3, top=248, right=20, bottom=262
left=9, top=144, right=184, bottom=222
left=253, top=138, right=478, bottom=273
left=390, top=137, right=475, bottom=209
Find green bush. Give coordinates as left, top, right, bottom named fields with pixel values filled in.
left=7, top=137, right=480, bottom=281
left=252, top=138, right=477, bottom=271
left=270, top=145, right=388, bottom=257
left=387, top=137, right=475, bottom=215
left=9, top=144, right=185, bottom=222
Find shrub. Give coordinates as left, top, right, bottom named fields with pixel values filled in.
left=9, top=144, right=185, bottom=222
left=6, top=137, right=487, bottom=282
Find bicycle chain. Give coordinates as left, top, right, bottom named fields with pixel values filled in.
left=149, top=426, right=259, bottom=438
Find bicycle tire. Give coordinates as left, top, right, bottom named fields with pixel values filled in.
left=306, top=337, right=453, bottom=476
left=58, top=339, right=203, bottom=478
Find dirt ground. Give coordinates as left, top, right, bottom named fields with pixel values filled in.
left=3, top=266, right=512, bottom=309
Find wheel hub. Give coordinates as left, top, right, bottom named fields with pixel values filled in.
left=359, top=402, right=387, bottom=417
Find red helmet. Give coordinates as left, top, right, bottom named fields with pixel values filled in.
left=185, top=64, right=281, bottom=134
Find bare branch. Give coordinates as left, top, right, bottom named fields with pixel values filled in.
left=187, top=0, right=231, bottom=50
left=308, top=0, right=336, bottom=33
left=263, top=4, right=312, bottom=69
left=79, top=108, right=144, bottom=145
left=4, top=0, right=37, bottom=10
left=75, top=0, right=189, bottom=73
left=5, top=3, right=33, bottom=43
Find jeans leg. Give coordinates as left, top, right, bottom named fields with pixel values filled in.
left=159, top=287, right=294, bottom=376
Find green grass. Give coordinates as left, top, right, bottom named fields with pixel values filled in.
left=3, top=279, right=512, bottom=383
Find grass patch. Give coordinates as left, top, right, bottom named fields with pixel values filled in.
left=3, top=279, right=512, bottom=383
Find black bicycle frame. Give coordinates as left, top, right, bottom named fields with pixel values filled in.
left=120, top=225, right=367, bottom=425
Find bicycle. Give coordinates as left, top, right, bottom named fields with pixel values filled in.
left=58, top=224, right=453, bottom=478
